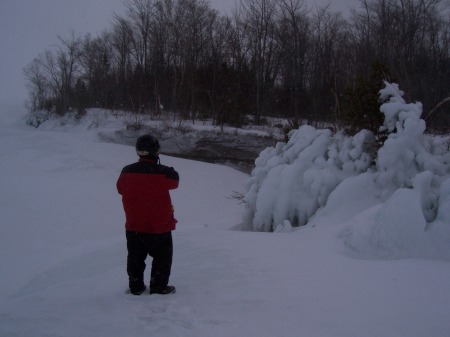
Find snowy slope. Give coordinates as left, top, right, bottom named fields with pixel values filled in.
left=1, top=105, right=450, bottom=337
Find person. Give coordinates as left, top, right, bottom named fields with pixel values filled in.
left=117, top=134, right=179, bottom=295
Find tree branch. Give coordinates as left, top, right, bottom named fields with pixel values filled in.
left=424, top=95, right=450, bottom=121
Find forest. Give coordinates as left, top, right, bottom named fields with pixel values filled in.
left=23, top=0, right=450, bottom=133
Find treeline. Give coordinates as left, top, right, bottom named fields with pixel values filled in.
left=24, top=0, right=450, bottom=132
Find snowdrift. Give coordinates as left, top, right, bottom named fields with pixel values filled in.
left=243, top=82, right=450, bottom=260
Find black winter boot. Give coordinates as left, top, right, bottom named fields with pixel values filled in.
left=130, top=285, right=147, bottom=295
left=150, top=285, right=176, bottom=295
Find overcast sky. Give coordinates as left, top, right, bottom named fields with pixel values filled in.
left=0, top=0, right=359, bottom=108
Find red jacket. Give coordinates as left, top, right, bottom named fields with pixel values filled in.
left=117, top=158, right=179, bottom=234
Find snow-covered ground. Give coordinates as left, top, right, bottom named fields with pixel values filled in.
left=1, top=102, right=450, bottom=337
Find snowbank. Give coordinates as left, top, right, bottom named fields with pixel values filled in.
left=242, top=126, right=374, bottom=231
left=243, top=82, right=450, bottom=260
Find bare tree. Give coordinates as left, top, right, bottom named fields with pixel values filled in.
left=22, top=0, right=449, bottom=131
left=182, top=0, right=217, bottom=121
left=79, top=32, right=114, bottom=108
left=154, top=0, right=189, bottom=113
left=277, top=0, right=310, bottom=119
left=121, top=0, right=155, bottom=111
left=30, top=32, right=83, bottom=115
left=23, top=56, right=50, bottom=112
left=240, top=0, right=280, bottom=123
left=123, top=0, right=154, bottom=70
left=308, top=6, right=349, bottom=119
left=111, top=15, right=134, bottom=109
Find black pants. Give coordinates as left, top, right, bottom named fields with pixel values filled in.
left=126, top=230, right=173, bottom=293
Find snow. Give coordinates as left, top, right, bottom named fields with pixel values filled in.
left=244, top=82, right=450, bottom=260
left=243, top=125, right=375, bottom=231
left=1, top=82, right=450, bottom=336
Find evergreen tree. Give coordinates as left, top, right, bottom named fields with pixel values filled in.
left=341, top=61, right=390, bottom=135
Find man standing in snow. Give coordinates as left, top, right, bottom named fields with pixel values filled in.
left=117, top=135, right=179, bottom=295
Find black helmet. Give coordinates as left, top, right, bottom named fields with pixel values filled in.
left=136, top=134, right=160, bottom=157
